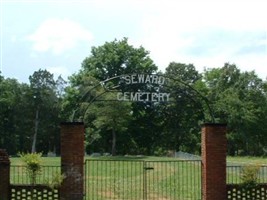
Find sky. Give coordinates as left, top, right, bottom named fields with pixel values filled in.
left=0, top=0, right=266, bottom=83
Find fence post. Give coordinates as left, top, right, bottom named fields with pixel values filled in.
left=60, top=122, right=85, bottom=200
left=201, top=123, right=227, bottom=200
left=0, top=149, right=10, bottom=200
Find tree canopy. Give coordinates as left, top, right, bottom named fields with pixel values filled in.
left=0, top=39, right=266, bottom=157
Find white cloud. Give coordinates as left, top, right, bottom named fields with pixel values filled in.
left=129, top=0, right=267, bottom=78
left=5, top=0, right=265, bottom=82
left=27, top=18, right=93, bottom=54
left=11, top=35, right=17, bottom=43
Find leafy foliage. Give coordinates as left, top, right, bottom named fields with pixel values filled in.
left=204, top=63, right=267, bottom=155
left=45, top=171, right=65, bottom=190
left=19, top=152, right=42, bottom=185
left=240, top=165, right=260, bottom=188
left=1, top=40, right=267, bottom=157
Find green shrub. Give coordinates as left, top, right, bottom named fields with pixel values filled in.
left=240, top=164, right=260, bottom=188
left=45, top=171, right=65, bottom=190
left=19, top=152, right=42, bottom=185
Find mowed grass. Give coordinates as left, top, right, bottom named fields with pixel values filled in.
left=10, top=156, right=61, bottom=185
left=11, top=156, right=202, bottom=199
left=10, top=155, right=267, bottom=165
left=227, top=156, right=267, bottom=165
left=10, top=156, right=267, bottom=199
left=226, top=156, right=267, bottom=185
left=10, top=155, right=199, bottom=166
left=85, top=158, right=201, bottom=200
left=10, top=156, right=60, bottom=166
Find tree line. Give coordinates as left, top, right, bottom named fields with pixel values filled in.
left=1, top=38, right=266, bottom=156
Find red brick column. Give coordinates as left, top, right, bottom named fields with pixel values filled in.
left=60, top=122, right=85, bottom=200
left=0, top=149, right=10, bottom=200
left=201, top=123, right=227, bottom=200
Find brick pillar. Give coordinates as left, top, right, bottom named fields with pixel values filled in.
left=201, top=123, right=227, bottom=200
left=60, top=122, right=85, bottom=200
left=0, top=149, right=10, bottom=200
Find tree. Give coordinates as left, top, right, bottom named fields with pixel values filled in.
left=91, top=95, right=131, bottom=156
left=29, top=69, right=57, bottom=153
left=65, top=38, right=158, bottom=155
left=161, top=63, right=204, bottom=153
left=203, top=63, right=267, bottom=155
left=0, top=78, right=22, bottom=154
left=77, top=76, right=132, bottom=156
left=78, top=38, right=157, bottom=81
left=166, top=62, right=201, bottom=83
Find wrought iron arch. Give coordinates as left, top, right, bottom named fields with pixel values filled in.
left=73, top=73, right=215, bottom=123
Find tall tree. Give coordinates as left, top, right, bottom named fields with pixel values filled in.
left=78, top=37, right=157, bottom=81
left=29, top=69, right=57, bottom=153
left=0, top=78, right=21, bottom=154
left=91, top=95, right=131, bottom=156
left=203, top=63, right=267, bottom=155
left=161, top=63, right=204, bottom=153
left=65, top=38, right=158, bottom=155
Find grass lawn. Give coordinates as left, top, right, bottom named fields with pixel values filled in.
left=85, top=158, right=201, bottom=200
left=10, top=156, right=60, bottom=166
left=10, top=155, right=267, bottom=165
left=227, top=156, right=267, bottom=165
left=10, top=155, right=267, bottom=199
left=10, top=155, right=195, bottom=166
left=11, top=156, right=202, bottom=199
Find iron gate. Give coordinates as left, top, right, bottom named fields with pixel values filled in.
left=84, top=159, right=201, bottom=200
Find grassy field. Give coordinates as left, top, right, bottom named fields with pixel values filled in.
left=227, top=156, right=267, bottom=165
left=226, top=156, right=267, bottom=185
left=11, top=156, right=60, bottom=166
left=84, top=158, right=201, bottom=200
left=11, top=156, right=202, bottom=200
left=10, top=155, right=267, bottom=166
left=10, top=156, right=267, bottom=200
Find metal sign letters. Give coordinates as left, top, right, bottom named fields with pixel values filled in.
left=117, top=74, right=170, bottom=102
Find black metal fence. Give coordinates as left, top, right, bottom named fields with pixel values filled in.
left=10, top=165, right=61, bottom=184
left=11, top=160, right=267, bottom=199
left=84, top=159, right=202, bottom=200
left=227, top=165, right=267, bottom=184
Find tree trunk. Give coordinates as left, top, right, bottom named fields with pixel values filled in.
left=31, top=108, right=39, bottom=153
left=112, top=128, right=116, bottom=156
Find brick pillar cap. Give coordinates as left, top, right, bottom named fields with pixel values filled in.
left=201, top=123, right=227, bottom=127
left=61, top=122, right=84, bottom=126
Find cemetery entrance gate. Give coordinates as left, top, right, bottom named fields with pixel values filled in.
left=80, top=74, right=209, bottom=199
left=84, top=159, right=202, bottom=200
left=59, top=74, right=227, bottom=200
